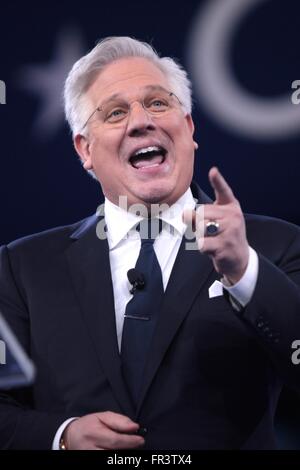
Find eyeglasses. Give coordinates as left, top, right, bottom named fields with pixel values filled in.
left=81, top=87, right=182, bottom=131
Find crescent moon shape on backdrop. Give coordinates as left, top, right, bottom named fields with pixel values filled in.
left=188, top=0, right=300, bottom=140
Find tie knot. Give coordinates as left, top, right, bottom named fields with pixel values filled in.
left=138, top=218, right=162, bottom=245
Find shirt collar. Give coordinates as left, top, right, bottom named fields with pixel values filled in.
left=104, top=188, right=196, bottom=250
left=158, top=188, right=196, bottom=236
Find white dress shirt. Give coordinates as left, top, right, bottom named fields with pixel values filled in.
left=106, top=188, right=196, bottom=350
left=52, top=187, right=259, bottom=449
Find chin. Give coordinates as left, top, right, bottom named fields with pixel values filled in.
left=134, top=184, right=176, bottom=206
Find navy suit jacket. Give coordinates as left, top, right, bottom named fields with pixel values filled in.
left=0, top=184, right=300, bottom=449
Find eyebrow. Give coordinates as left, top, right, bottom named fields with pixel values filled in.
left=99, top=85, right=170, bottom=106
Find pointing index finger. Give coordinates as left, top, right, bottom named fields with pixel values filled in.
left=209, top=167, right=235, bottom=205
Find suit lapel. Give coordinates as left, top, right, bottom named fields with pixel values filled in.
left=65, top=215, right=135, bottom=417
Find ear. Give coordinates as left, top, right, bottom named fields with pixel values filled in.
left=74, top=134, right=93, bottom=170
left=185, top=114, right=195, bottom=135
left=185, top=114, right=198, bottom=151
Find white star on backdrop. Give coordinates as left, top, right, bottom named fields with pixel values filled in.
left=18, top=27, right=86, bottom=140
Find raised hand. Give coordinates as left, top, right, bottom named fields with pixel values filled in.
left=183, top=167, right=249, bottom=284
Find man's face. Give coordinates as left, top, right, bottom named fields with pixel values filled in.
left=75, top=57, right=196, bottom=208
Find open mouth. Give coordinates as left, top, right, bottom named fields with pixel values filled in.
left=129, top=146, right=167, bottom=169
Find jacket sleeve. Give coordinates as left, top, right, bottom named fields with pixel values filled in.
left=243, top=223, right=300, bottom=390
left=0, top=245, right=67, bottom=449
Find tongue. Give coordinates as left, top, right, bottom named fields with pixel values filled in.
left=134, top=155, right=164, bottom=169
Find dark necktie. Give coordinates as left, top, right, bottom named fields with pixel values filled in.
left=121, top=218, right=164, bottom=406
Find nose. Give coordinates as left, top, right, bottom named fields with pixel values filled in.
left=126, top=101, right=156, bottom=136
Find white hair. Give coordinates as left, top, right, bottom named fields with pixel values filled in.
left=64, top=36, right=193, bottom=137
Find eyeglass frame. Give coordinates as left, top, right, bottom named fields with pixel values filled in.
left=80, top=85, right=183, bottom=132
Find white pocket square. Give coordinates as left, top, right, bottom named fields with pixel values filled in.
left=209, top=280, right=224, bottom=299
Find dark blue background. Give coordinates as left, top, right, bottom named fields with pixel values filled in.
left=0, top=0, right=299, bottom=448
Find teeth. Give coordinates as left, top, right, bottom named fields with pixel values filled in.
left=133, top=146, right=161, bottom=157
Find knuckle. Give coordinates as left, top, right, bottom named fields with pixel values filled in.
left=222, top=237, right=231, bottom=250
left=214, top=248, right=223, bottom=261
left=110, top=436, right=120, bottom=448
left=231, top=206, right=240, bottom=219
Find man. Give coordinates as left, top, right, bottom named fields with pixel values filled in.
left=0, top=36, right=300, bottom=450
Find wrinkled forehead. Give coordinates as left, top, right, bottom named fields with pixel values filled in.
left=86, top=57, right=170, bottom=107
